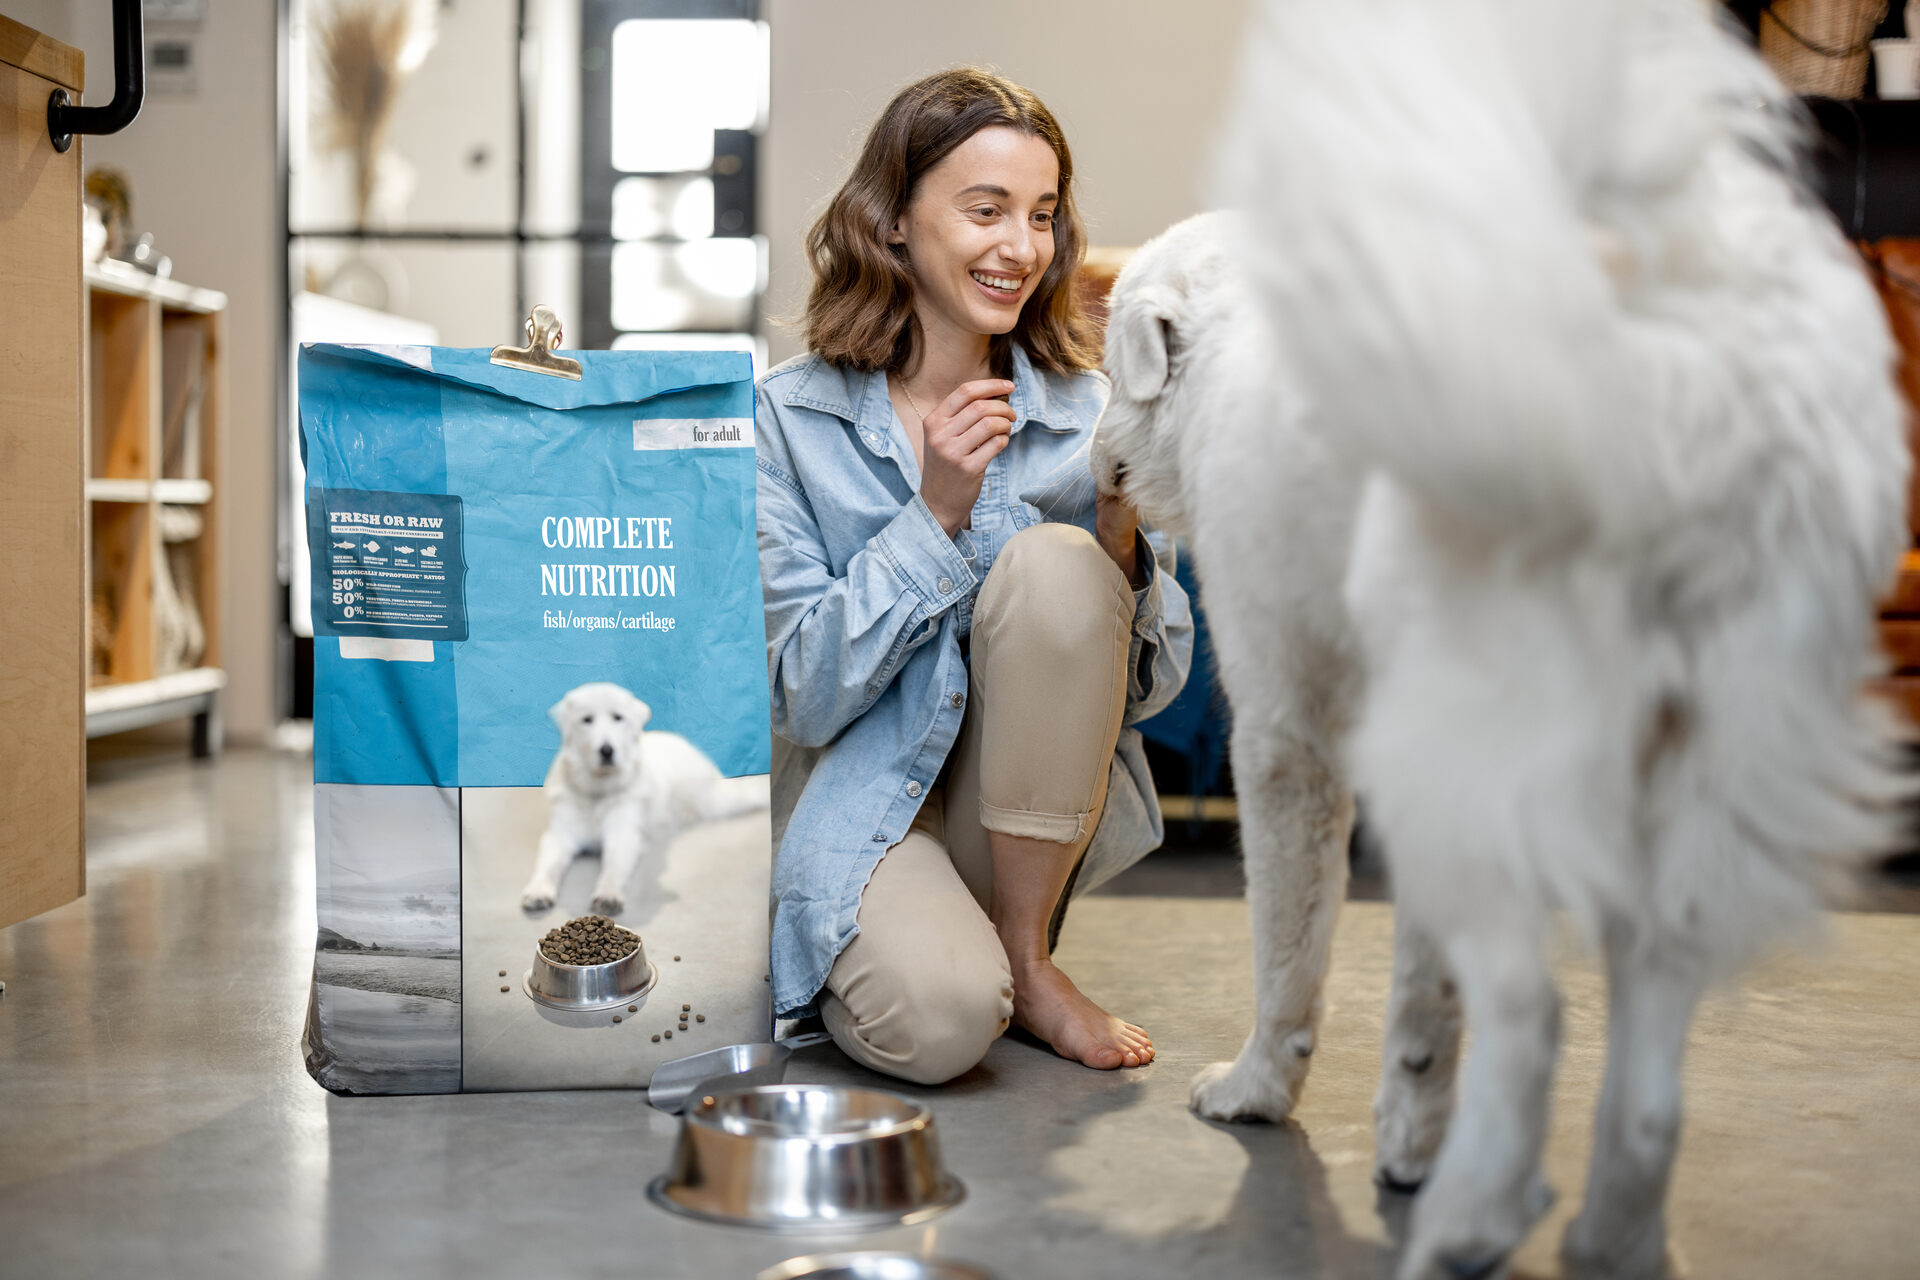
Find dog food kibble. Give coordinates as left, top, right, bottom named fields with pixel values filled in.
left=696, top=1014, right=705, bottom=1023
left=664, top=1030, right=673, bottom=1039
left=539, top=915, right=641, bottom=966
left=673, top=955, right=681, bottom=962
left=682, top=1004, right=691, bottom=1012
left=500, top=986, right=509, bottom=993
left=498, top=970, right=507, bottom=977
left=651, top=1033, right=661, bottom=1042
left=628, top=1004, right=638, bottom=1013
left=612, top=1015, right=622, bottom=1023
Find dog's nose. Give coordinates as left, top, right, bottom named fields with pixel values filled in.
left=598, top=744, right=615, bottom=764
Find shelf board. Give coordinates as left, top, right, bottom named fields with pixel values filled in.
left=85, top=667, right=226, bottom=739
left=84, top=261, right=227, bottom=314
left=154, top=478, right=212, bottom=505
left=85, top=478, right=149, bottom=503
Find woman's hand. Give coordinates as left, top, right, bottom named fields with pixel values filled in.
left=919, top=379, right=1017, bottom=537
left=1096, top=491, right=1146, bottom=589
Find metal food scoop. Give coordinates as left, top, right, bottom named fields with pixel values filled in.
left=646, top=1031, right=834, bottom=1114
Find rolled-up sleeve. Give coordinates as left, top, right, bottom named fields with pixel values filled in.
left=1122, top=525, right=1194, bottom=725
left=756, top=390, right=974, bottom=749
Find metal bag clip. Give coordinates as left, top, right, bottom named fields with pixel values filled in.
left=490, top=304, right=583, bottom=381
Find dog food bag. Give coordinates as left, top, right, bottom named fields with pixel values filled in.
left=298, top=342, right=772, bottom=1094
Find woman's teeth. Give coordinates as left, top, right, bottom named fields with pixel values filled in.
left=970, top=271, right=1021, bottom=294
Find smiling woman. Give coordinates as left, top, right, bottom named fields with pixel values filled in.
left=803, top=69, right=1094, bottom=378
left=754, top=68, right=1195, bottom=1087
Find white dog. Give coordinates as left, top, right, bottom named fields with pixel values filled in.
left=1095, top=2, right=1912, bottom=1276
left=520, top=682, right=769, bottom=917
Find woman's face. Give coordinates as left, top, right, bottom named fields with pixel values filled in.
left=890, top=125, right=1060, bottom=346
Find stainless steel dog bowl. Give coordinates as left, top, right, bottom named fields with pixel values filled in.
left=757, top=1255, right=993, bottom=1280
left=521, top=934, right=658, bottom=1012
left=648, top=1084, right=965, bottom=1231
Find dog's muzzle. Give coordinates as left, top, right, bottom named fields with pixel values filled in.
left=598, top=744, right=615, bottom=765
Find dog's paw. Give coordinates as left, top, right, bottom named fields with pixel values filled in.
left=1374, top=1057, right=1455, bottom=1192
left=1399, top=1175, right=1553, bottom=1280
left=520, top=887, right=556, bottom=913
left=590, top=893, right=626, bottom=917
left=1189, top=1057, right=1297, bottom=1123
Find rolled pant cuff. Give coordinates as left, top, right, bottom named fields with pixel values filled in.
left=977, top=798, right=1086, bottom=844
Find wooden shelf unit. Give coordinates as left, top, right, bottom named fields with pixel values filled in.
left=83, top=261, right=228, bottom=754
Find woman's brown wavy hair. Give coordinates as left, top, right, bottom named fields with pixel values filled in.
left=803, top=67, right=1097, bottom=377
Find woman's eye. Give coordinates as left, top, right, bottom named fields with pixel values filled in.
left=1033, top=212, right=1053, bottom=228
left=972, top=206, right=998, bottom=219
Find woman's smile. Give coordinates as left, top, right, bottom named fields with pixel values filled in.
left=969, top=268, right=1027, bottom=303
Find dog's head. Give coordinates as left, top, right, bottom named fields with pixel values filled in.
left=1090, top=213, right=1245, bottom=540
left=550, top=682, right=653, bottom=777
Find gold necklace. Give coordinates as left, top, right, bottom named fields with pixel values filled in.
left=898, top=377, right=928, bottom=424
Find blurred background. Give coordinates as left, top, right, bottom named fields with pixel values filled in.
left=6, top=0, right=1257, bottom=757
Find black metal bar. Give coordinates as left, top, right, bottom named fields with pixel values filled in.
left=47, top=0, right=145, bottom=153
left=515, top=0, right=530, bottom=332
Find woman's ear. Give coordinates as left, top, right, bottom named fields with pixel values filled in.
left=1110, top=285, right=1181, bottom=403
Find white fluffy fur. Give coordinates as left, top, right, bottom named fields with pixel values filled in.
left=519, top=682, right=768, bottom=917
left=1094, top=2, right=1912, bottom=1276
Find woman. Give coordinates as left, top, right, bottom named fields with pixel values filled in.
left=756, top=68, right=1193, bottom=1085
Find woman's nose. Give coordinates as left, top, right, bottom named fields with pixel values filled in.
left=1000, top=223, right=1038, bottom=268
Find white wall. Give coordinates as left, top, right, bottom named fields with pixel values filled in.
left=24, top=0, right=283, bottom=743
left=761, top=0, right=1253, bottom=365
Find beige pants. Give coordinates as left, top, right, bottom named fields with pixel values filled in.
left=819, top=523, right=1135, bottom=1084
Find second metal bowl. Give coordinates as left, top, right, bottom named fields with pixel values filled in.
left=522, top=932, right=657, bottom=1012
left=648, top=1084, right=965, bottom=1231
left=757, top=1255, right=992, bottom=1280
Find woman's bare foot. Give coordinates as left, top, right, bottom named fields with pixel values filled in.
left=1010, top=957, right=1155, bottom=1069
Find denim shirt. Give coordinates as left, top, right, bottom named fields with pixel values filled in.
left=755, top=345, right=1195, bottom=1017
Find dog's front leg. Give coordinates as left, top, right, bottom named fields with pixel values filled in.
left=520, top=823, right=578, bottom=912
left=1191, top=729, right=1351, bottom=1123
left=590, top=808, right=646, bottom=917
left=1399, top=913, right=1559, bottom=1280
left=1374, top=909, right=1463, bottom=1191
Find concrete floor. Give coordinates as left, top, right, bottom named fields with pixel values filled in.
left=3, top=746, right=1918, bottom=1279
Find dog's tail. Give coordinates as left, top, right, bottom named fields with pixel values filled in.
left=700, top=774, right=771, bottom=823
left=1220, top=0, right=1892, bottom=549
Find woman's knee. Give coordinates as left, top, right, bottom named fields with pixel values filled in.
left=830, top=953, right=1013, bottom=1085
left=976, top=523, right=1131, bottom=646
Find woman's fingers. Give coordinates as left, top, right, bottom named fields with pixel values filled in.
left=935, top=378, right=1016, bottom=423
left=949, top=411, right=1014, bottom=458
left=931, top=395, right=1015, bottom=443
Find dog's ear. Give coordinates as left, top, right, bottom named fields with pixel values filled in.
left=1110, top=284, right=1181, bottom=403
left=624, top=690, right=653, bottom=730
left=548, top=689, right=577, bottom=728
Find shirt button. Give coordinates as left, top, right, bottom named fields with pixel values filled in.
left=937, top=576, right=953, bottom=594
left=872, top=833, right=886, bottom=842
left=906, top=780, right=922, bottom=798
left=950, top=692, right=964, bottom=709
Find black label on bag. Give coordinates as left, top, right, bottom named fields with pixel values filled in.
left=311, top=487, right=469, bottom=641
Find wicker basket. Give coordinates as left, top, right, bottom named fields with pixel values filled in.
left=1759, top=0, right=1890, bottom=97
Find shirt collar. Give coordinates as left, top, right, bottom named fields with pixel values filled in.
left=782, top=345, right=1082, bottom=461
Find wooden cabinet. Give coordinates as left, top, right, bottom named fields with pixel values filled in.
left=0, top=15, right=86, bottom=931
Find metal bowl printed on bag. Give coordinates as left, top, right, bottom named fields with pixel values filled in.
left=757, top=1254, right=993, bottom=1280
left=522, top=932, right=659, bottom=1012
left=648, top=1084, right=966, bottom=1231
